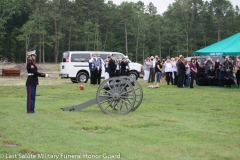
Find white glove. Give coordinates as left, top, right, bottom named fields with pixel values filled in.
left=45, top=74, right=49, bottom=78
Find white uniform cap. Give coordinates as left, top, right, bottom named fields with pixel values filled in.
left=27, top=50, right=37, bottom=56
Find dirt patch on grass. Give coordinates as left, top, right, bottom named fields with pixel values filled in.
left=19, top=149, right=39, bottom=155
left=3, top=141, right=20, bottom=148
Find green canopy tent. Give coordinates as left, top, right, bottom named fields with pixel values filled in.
left=194, top=33, right=240, bottom=88
left=194, top=32, right=240, bottom=56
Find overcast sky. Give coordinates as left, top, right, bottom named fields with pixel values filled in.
left=108, top=0, right=240, bottom=14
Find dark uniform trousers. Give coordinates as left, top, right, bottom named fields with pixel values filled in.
left=97, top=69, right=102, bottom=85
left=177, top=74, right=185, bottom=87
left=26, top=60, right=45, bottom=113
left=90, top=69, right=97, bottom=84
left=236, top=70, right=240, bottom=86
left=26, top=85, right=37, bottom=113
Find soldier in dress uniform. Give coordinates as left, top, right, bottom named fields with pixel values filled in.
left=26, top=50, right=48, bottom=113
left=89, top=54, right=97, bottom=85
left=96, top=54, right=104, bottom=85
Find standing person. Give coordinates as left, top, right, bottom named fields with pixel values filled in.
left=236, top=56, right=240, bottom=70
left=222, top=56, right=232, bottom=71
left=236, top=56, right=240, bottom=86
left=184, top=59, right=190, bottom=87
left=177, top=55, right=186, bottom=88
left=108, top=55, right=116, bottom=78
left=206, top=65, right=216, bottom=86
left=195, top=58, right=200, bottom=71
left=161, top=59, right=166, bottom=82
left=236, top=68, right=240, bottom=86
left=164, top=57, right=173, bottom=85
left=104, top=56, right=110, bottom=80
left=174, top=57, right=179, bottom=85
left=26, top=50, right=48, bottom=114
left=155, top=57, right=162, bottom=88
left=148, top=56, right=155, bottom=83
left=143, top=57, right=152, bottom=83
left=96, top=54, right=103, bottom=85
left=218, top=67, right=228, bottom=87
left=229, top=57, right=234, bottom=71
left=204, top=56, right=215, bottom=74
left=89, top=54, right=97, bottom=85
left=215, top=58, right=220, bottom=79
left=125, top=56, right=130, bottom=75
left=115, top=56, right=121, bottom=77
left=189, top=58, right=197, bottom=88
left=171, top=58, right=177, bottom=85
left=120, top=57, right=128, bottom=76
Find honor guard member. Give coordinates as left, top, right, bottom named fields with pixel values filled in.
left=96, top=54, right=104, bottom=85
left=89, top=54, right=97, bottom=85
left=26, top=50, right=48, bottom=113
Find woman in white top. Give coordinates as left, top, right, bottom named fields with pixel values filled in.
left=164, top=57, right=173, bottom=85
left=171, top=58, right=177, bottom=85
left=144, top=57, right=152, bottom=83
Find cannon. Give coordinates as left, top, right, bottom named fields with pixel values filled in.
left=62, top=76, right=143, bottom=115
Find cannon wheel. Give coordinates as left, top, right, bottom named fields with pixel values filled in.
left=120, top=76, right=143, bottom=111
left=96, top=77, right=136, bottom=115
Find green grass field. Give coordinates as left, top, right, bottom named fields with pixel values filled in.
left=0, top=77, right=240, bottom=160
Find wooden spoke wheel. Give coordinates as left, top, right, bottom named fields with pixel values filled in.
left=96, top=77, right=136, bottom=115
left=119, top=76, right=143, bottom=111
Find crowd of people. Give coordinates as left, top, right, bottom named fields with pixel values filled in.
left=144, top=55, right=240, bottom=88
left=88, top=54, right=130, bottom=85
left=87, top=53, right=240, bottom=88
left=197, top=56, right=240, bottom=87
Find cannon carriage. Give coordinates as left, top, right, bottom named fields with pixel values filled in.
left=62, top=76, right=143, bottom=115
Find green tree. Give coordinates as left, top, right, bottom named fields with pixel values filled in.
left=17, top=19, right=36, bottom=63
left=210, top=0, right=233, bottom=41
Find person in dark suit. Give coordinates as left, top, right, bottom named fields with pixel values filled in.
left=226, top=66, right=237, bottom=86
left=236, top=56, right=240, bottom=86
left=236, top=69, right=240, bottom=86
left=148, top=56, right=156, bottom=83
left=177, top=55, right=186, bottom=88
left=222, top=56, right=232, bottom=71
left=96, top=54, right=103, bottom=85
left=108, top=55, right=116, bottom=78
left=26, top=50, right=48, bottom=114
left=120, top=57, right=128, bottom=76
left=206, top=65, right=216, bottom=86
left=89, top=54, right=97, bottom=85
left=218, top=67, right=230, bottom=87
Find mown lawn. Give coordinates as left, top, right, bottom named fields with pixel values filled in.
left=0, top=77, right=240, bottom=160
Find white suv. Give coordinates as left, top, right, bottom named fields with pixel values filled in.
left=59, top=51, right=144, bottom=83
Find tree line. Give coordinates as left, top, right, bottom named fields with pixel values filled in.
left=0, top=0, right=239, bottom=63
